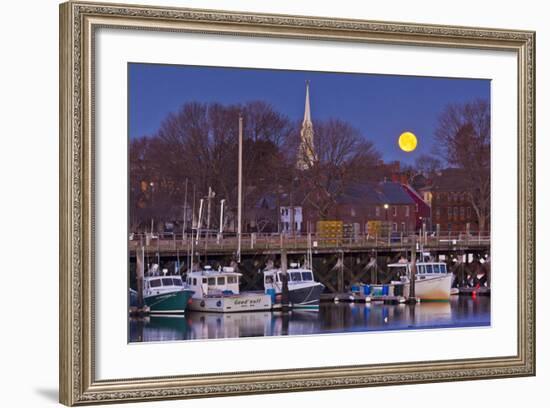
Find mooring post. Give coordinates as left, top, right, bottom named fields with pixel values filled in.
left=409, top=235, right=417, bottom=301
left=281, top=249, right=290, bottom=310
left=136, top=245, right=145, bottom=309
left=338, top=250, right=345, bottom=293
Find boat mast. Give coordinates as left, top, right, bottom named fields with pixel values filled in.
left=218, top=199, right=225, bottom=244
left=237, top=114, right=243, bottom=263
left=195, top=198, right=204, bottom=264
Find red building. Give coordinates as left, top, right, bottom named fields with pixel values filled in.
left=419, top=169, right=481, bottom=233
left=327, top=181, right=417, bottom=234
left=401, top=184, right=431, bottom=231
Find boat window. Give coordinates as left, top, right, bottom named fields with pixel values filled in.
left=227, top=276, right=237, bottom=284
left=217, top=277, right=226, bottom=285
left=150, top=279, right=161, bottom=288
left=440, top=264, right=447, bottom=273
left=425, top=264, right=433, bottom=274
left=162, top=278, right=173, bottom=286
left=392, top=266, right=407, bottom=276
left=192, top=278, right=197, bottom=286
left=301, top=272, right=313, bottom=281
left=432, top=264, right=440, bottom=273
left=207, top=277, right=216, bottom=285
left=291, top=272, right=302, bottom=281
left=417, top=265, right=425, bottom=274
left=173, top=278, right=183, bottom=286
left=265, top=275, right=274, bottom=284
left=202, top=278, right=207, bottom=284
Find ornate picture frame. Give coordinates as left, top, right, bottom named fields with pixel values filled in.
left=59, top=1, right=535, bottom=405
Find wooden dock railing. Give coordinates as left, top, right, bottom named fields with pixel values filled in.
left=128, top=231, right=490, bottom=255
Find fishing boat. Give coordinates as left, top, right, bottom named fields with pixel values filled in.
left=141, top=270, right=195, bottom=314
left=186, top=266, right=272, bottom=313
left=263, top=263, right=325, bottom=309
left=388, top=260, right=453, bottom=301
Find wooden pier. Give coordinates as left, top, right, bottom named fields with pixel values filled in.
left=129, top=232, right=490, bottom=258
left=128, top=232, right=491, bottom=295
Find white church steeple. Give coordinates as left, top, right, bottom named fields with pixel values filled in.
left=297, top=81, right=316, bottom=170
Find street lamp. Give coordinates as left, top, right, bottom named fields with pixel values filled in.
left=383, top=203, right=389, bottom=221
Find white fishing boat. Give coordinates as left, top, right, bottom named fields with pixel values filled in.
left=388, top=261, right=454, bottom=301
left=263, top=263, right=324, bottom=309
left=186, top=266, right=272, bottom=313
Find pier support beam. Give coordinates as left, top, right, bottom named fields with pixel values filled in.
left=337, top=251, right=345, bottom=293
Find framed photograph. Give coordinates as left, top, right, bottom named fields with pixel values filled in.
left=59, top=1, right=535, bottom=405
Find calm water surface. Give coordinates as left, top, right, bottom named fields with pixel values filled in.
left=129, top=296, right=490, bottom=342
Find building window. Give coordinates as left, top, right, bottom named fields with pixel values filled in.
left=435, top=207, right=441, bottom=219
left=375, top=206, right=380, bottom=217
left=447, top=207, right=452, bottom=218
left=467, top=207, right=472, bottom=218
left=453, top=207, right=459, bottom=219
left=350, top=208, right=356, bottom=217
left=393, top=223, right=397, bottom=232
left=405, top=206, right=410, bottom=217
left=460, top=207, right=465, bottom=219
left=392, top=206, right=397, bottom=217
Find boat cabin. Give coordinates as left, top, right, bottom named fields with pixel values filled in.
left=186, top=266, right=242, bottom=297
left=143, top=275, right=185, bottom=297
left=388, top=262, right=449, bottom=278
left=263, top=266, right=315, bottom=289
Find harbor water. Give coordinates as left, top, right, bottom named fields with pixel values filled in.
left=129, top=296, right=490, bottom=342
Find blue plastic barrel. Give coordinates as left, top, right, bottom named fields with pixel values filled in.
left=351, top=285, right=360, bottom=293
left=363, top=285, right=371, bottom=296
left=382, top=285, right=389, bottom=296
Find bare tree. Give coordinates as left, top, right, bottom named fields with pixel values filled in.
left=296, top=119, right=381, bottom=219
left=435, top=99, right=490, bottom=232
left=414, top=154, right=442, bottom=176
left=131, top=100, right=295, bottom=232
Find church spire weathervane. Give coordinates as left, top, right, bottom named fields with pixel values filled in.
left=297, top=80, right=316, bottom=170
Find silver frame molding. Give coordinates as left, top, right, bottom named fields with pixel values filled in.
left=59, top=1, right=536, bottom=405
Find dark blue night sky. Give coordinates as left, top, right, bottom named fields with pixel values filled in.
left=128, top=63, right=490, bottom=164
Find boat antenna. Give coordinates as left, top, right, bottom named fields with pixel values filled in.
left=237, top=114, right=243, bottom=263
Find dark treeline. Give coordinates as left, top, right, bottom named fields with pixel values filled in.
left=130, top=98, right=490, bottom=234
left=130, top=100, right=382, bottom=232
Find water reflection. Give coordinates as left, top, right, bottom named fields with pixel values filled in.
left=129, top=296, right=490, bottom=342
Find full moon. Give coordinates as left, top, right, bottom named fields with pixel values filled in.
left=398, top=131, right=418, bottom=152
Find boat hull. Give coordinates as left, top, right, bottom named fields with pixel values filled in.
left=289, top=283, right=324, bottom=309
left=188, top=293, right=272, bottom=313
left=144, top=289, right=194, bottom=314
left=403, top=274, right=453, bottom=301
